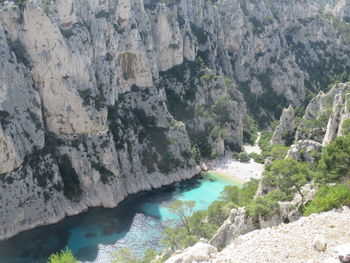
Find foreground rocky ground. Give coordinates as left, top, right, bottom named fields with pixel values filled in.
left=165, top=208, right=350, bottom=263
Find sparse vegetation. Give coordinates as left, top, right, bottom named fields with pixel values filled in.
left=235, top=152, right=250, bottom=163
left=303, top=184, right=350, bottom=216
left=341, top=119, right=350, bottom=136
left=160, top=179, right=259, bottom=250
left=298, top=109, right=332, bottom=142
left=47, top=249, right=77, bottom=263
left=9, top=39, right=31, bottom=67
left=58, top=154, right=82, bottom=201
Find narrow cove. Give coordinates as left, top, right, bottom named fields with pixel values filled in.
left=0, top=172, right=241, bottom=263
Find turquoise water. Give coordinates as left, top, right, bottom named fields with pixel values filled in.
left=0, top=173, right=240, bottom=263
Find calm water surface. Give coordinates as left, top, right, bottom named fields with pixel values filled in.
left=0, top=173, right=240, bottom=263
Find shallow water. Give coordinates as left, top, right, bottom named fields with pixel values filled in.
left=0, top=173, right=240, bottom=263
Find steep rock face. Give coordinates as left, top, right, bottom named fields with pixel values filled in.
left=271, top=105, right=294, bottom=145
left=303, top=91, right=331, bottom=121
left=160, top=62, right=247, bottom=156
left=0, top=0, right=350, bottom=240
left=0, top=20, right=44, bottom=175
left=323, top=82, right=350, bottom=145
left=210, top=207, right=255, bottom=249
left=293, top=82, right=350, bottom=146
left=295, top=83, right=342, bottom=143
left=334, top=0, right=350, bottom=21
left=0, top=86, right=200, bottom=240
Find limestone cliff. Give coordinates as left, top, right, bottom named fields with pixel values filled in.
left=1, top=0, right=350, bottom=240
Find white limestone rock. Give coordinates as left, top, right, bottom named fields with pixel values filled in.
left=323, top=83, right=350, bottom=146
left=165, top=242, right=217, bottom=263
left=333, top=0, right=350, bottom=20
left=210, top=207, right=255, bottom=249
left=271, top=105, right=295, bottom=145
left=286, top=140, right=322, bottom=163
left=313, top=235, right=327, bottom=252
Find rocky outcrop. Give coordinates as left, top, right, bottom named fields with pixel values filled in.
left=210, top=207, right=255, bottom=249
left=303, top=91, right=332, bottom=121
left=271, top=105, right=294, bottom=145
left=323, top=83, right=350, bottom=146
left=334, top=0, right=350, bottom=21
left=294, top=82, right=350, bottom=145
left=287, top=140, right=322, bottom=162
left=1, top=0, right=350, bottom=241
left=164, top=208, right=350, bottom=263
left=164, top=242, right=217, bottom=263
left=209, top=208, right=350, bottom=263
left=210, top=182, right=316, bottom=250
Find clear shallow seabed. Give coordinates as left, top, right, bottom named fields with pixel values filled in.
left=0, top=172, right=241, bottom=263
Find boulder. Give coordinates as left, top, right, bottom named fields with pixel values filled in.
left=313, top=235, right=327, bottom=252
left=286, top=140, right=322, bottom=163
left=210, top=207, right=255, bottom=249
left=164, top=242, right=217, bottom=263
left=335, top=244, right=350, bottom=263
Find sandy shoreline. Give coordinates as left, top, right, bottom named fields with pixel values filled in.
left=209, top=157, right=264, bottom=183
left=207, top=170, right=246, bottom=185
left=208, top=133, right=264, bottom=183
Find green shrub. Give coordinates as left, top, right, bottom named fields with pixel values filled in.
left=341, top=118, right=350, bottom=136
left=141, top=249, right=160, bottom=263
left=161, top=227, right=198, bottom=250
left=189, top=210, right=217, bottom=239
left=303, top=184, right=350, bottom=216
left=160, top=179, right=260, bottom=249
left=249, top=153, right=265, bottom=164
left=58, top=154, right=82, bottom=201
left=220, top=179, right=259, bottom=206
left=269, top=144, right=289, bottom=160
left=207, top=201, right=232, bottom=226
left=258, top=130, right=273, bottom=152
left=47, top=249, right=77, bottom=263
left=245, top=192, right=280, bottom=220
left=316, top=134, right=350, bottom=183
left=235, top=152, right=250, bottom=162
left=111, top=248, right=140, bottom=263
left=264, top=159, right=310, bottom=200
left=210, top=149, right=219, bottom=159
left=244, top=115, right=259, bottom=144
left=298, top=109, right=332, bottom=142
